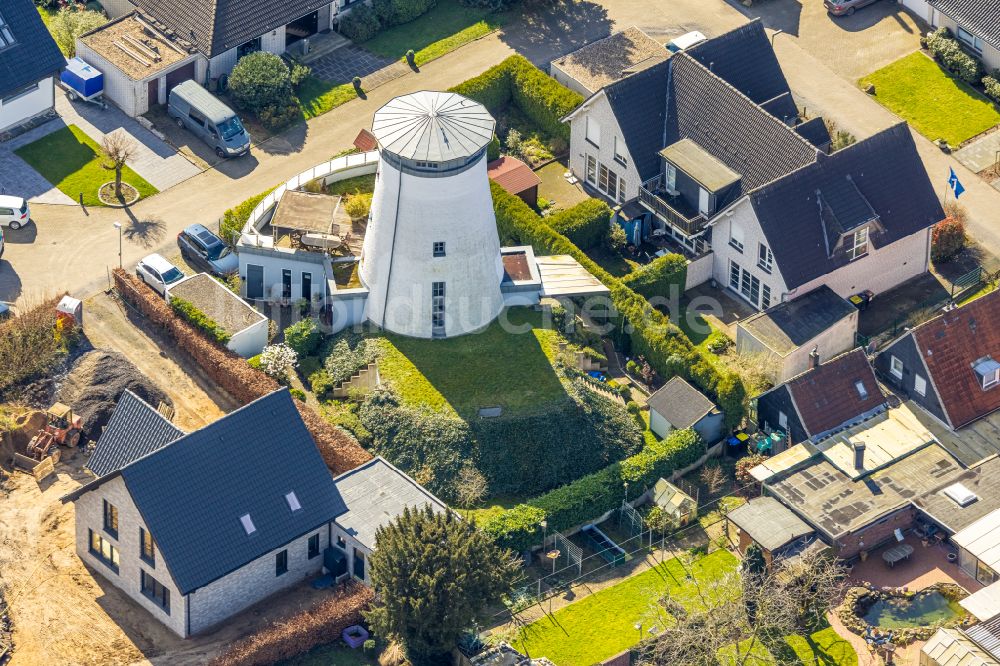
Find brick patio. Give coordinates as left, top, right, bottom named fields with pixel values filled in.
left=847, top=535, right=983, bottom=594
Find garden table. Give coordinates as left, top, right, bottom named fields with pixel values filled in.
left=882, top=543, right=914, bottom=567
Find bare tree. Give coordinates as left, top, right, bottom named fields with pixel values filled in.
left=454, top=464, right=488, bottom=514
left=699, top=463, right=727, bottom=495
left=101, top=131, right=137, bottom=199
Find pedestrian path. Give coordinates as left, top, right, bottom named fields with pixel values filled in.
left=955, top=128, right=1000, bottom=176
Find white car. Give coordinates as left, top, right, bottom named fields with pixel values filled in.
left=136, top=253, right=185, bottom=297
left=667, top=31, right=707, bottom=53
left=0, top=195, right=30, bottom=230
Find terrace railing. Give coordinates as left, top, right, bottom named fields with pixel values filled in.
left=638, top=175, right=707, bottom=236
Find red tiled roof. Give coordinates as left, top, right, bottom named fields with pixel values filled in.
left=912, top=290, right=1000, bottom=429
left=487, top=156, right=541, bottom=196
left=354, top=129, right=378, bottom=152
left=786, top=348, right=885, bottom=436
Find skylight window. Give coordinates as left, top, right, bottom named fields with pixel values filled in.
left=854, top=381, right=868, bottom=400
left=943, top=483, right=978, bottom=507
left=240, top=514, right=256, bottom=535
left=0, top=14, right=15, bottom=50
left=973, top=357, right=1000, bottom=390
left=285, top=491, right=302, bottom=512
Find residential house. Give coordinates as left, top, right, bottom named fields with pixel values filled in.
left=62, top=389, right=347, bottom=638
left=736, top=285, right=859, bottom=383
left=928, top=0, right=1000, bottom=73
left=646, top=376, right=724, bottom=443
left=726, top=496, right=815, bottom=566
left=564, top=20, right=943, bottom=307
left=330, top=457, right=449, bottom=586
left=755, top=347, right=888, bottom=449
left=874, top=290, right=1000, bottom=431
left=0, top=0, right=65, bottom=134
left=549, top=27, right=667, bottom=97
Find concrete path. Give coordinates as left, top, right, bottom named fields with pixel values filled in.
left=955, top=129, right=1000, bottom=175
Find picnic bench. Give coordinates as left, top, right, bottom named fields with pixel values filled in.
left=882, top=543, right=914, bottom=567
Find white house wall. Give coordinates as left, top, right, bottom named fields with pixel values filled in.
left=73, top=476, right=187, bottom=637
left=685, top=252, right=714, bottom=290
left=550, top=62, right=593, bottom=98
left=227, top=318, right=269, bottom=357
left=0, top=77, right=54, bottom=132
left=209, top=26, right=287, bottom=78
left=328, top=287, right=370, bottom=334
left=710, top=198, right=788, bottom=309
left=567, top=95, right=642, bottom=202
left=736, top=309, right=858, bottom=384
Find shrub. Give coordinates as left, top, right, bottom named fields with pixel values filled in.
left=0, top=295, right=74, bottom=397
left=220, top=187, right=277, bottom=245
left=325, top=337, right=379, bottom=387
left=547, top=199, right=612, bottom=250
left=984, top=75, right=1000, bottom=103
left=377, top=0, right=438, bottom=25
left=340, top=3, right=382, bottom=42
left=258, top=102, right=301, bottom=132
left=345, top=192, right=373, bottom=220
left=49, top=6, right=107, bottom=57
left=259, top=343, right=298, bottom=379
left=289, top=62, right=312, bottom=89
left=290, top=387, right=307, bottom=401
left=169, top=297, right=232, bottom=345
left=620, top=253, right=688, bottom=300
left=229, top=52, right=294, bottom=115
left=931, top=215, right=967, bottom=263
left=926, top=27, right=984, bottom=84
left=487, top=135, right=501, bottom=161
left=284, top=318, right=321, bottom=357
left=625, top=400, right=644, bottom=429
left=606, top=223, right=627, bottom=252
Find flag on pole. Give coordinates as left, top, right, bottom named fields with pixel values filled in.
left=948, top=168, right=966, bottom=199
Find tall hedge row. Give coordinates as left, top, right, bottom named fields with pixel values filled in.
left=547, top=198, right=613, bottom=250
left=481, top=428, right=705, bottom=552
left=449, top=55, right=584, bottom=142
left=490, top=182, right=746, bottom=428
left=621, top=253, right=688, bottom=300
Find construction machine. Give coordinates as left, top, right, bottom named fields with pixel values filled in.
left=24, top=403, right=82, bottom=462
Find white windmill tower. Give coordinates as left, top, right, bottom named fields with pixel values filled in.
left=359, top=90, right=504, bottom=338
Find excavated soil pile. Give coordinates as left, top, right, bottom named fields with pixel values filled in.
left=56, top=350, right=172, bottom=436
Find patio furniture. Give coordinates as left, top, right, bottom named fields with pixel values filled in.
left=882, top=543, right=914, bottom=567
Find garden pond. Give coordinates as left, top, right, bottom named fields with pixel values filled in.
left=861, top=590, right=964, bottom=629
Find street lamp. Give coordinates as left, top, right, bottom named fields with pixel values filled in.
left=541, top=519, right=547, bottom=549
left=112, top=222, right=122, bottom=269
left=624, top=481, right=629, bottom=505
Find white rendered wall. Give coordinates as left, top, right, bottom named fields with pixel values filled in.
left=0, top=78, right=54, bottom=132
left=567, top=95, right=642, bottom=201
left=360, top=154, right=505, bottom=338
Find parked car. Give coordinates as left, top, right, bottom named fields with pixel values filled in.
left=178, top=224, right=238, bottom=276
left=825, top=0, right=881, bottom=16
left=0, top=195, right=31, bottom=230
left=168, top=80, right=251, bottom=159
left=666, top=31, right=707, bottom=53
left=136, top=253, right=185, bottom=296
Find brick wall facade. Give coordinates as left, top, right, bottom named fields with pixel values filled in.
left=835, top=506, right=915, bottom=560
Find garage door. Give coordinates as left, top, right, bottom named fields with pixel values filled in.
left=899, top=0, right=930, bottom=20
left=164, top=61, right=196, bottom=94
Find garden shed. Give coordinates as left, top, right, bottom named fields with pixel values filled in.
left=647, top=376, right=723, bottom=443
left=726, top=496, right=814, bottom=566
left=166, top=273, right=268, bottom=357
left=488, top=156, right=541, bottom=208
left=650, top=478, right=697, bottom=529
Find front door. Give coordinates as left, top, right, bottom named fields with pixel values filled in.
left=246, top=264, right=264, bottom=299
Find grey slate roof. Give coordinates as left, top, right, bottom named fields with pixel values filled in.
left=129, top=0, right=328, bottom=57
left=0, top=0, right=65, bottom=99
left=750, top=123, right=945, bottom=290
left=603, top=58, right=671, bottom=182
left=739, top=285, right=856, bottom=356
left=927, top=0, right=1000, bottom=49
left=647, top=376, right=718, bottom=430
left=371, top=91, right=495, bottom=162
left=87, top=390, right=184, bottom=478
left=727, top=496, right=814, bottom=552
left=65, top=389, right=345, bottom=595
left=333, top=457, right=449, bottom=550
left=794, top=117, right=833, bottom=151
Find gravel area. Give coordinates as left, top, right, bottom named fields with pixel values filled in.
left=168, top=273, right=266, bottom=337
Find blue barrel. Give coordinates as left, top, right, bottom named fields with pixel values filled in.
left=61, top=57, right=104, bottom=99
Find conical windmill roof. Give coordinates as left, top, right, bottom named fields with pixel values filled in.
left=371, top=91, right=495, bottom=162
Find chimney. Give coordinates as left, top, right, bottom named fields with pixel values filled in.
left=808, top=347, right=820, bottom=370
left=853, top=441, right=866, bottom=470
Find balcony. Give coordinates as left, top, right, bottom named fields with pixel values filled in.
left=638, top=175, right=707, bottom=236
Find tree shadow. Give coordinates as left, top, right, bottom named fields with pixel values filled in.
left=254, top=120, right=308, bottom=158
left=122, top=215, right=167, bottom=249
left=497, top=0, right=613, bottom=65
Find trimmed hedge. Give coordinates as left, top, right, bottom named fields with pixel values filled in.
left=170, top=296, right=232, bottom=345
left=621, top=253, right=688, bottom=300
left=547, top=199, right=613, bottom=250
left=481, top=428, right=705, bottom=552
left=984, top=75, right=1000, bottom=103
left=490, top=182, right=746, bottom=429
left=220, top=186, right=277, bottom=245
left=340, top=0, right=437, bottom=43
left=449, top=55, right=584, bottom=142
left=114, top=269, right=371, bottom=474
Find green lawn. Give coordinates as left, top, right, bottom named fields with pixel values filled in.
left=298, top=78, right=358, bottom=121
left=14, top=125, right=158, bottom=206
left=466, top=494, right=531, bottom=524
left=375, top=307, right=568, bottom=418
left=363, top=0, right=507, bottom=66
left=859, top=51, right=1000, bottom=146
left=722, top=627, right=858, bottom=666
left=278, top=642, right=376, bottom=666
left=587, top=246, right=639, bottom=277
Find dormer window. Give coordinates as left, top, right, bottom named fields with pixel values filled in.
left=973, top=357, right=1000, bottom=390
left=847, top=227, right=868, bottom=260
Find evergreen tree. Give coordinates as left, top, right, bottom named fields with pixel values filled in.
left=364, top=506, right=516, bottom=666
left=742, top=543, right=767, bottom=625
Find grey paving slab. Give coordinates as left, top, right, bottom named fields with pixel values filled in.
left=309, top=45, right=407, bottom=88
left=956, top=129, right=1000, bottom=175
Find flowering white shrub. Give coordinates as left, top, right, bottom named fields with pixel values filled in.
left=259, top=343, right=298, bottom=379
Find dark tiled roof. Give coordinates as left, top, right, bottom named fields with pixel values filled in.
left=739, top=285, right=856, bottom=356
left=794, top=117, right=832, bottom=151
left=685, top=20, right=793, bottom=107
left=750, top=123, right=944, bottom=290
left=647, top=376, right=718, bottom=429
left=0, top=0, right=65, bottom=99
left=928, top=0, right=1000, bottom=48
left=783, top=348, right=886, bottom=437
left=87, top=390, right=184, bottom=478
left=604, top=58, right=671, bottom=182
left=910, top=290, right=1000, bottom=429
left=130, top=0, right=327, bottom=57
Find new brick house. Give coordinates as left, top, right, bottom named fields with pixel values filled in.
left=564, top=20, right=944, bottom=308
left=0, top=0, right=65, bottom=134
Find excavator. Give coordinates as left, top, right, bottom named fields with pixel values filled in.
left=24, top=402, right=83, bottom=465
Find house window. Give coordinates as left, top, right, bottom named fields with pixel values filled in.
left=585, top=116, right=600, bottom=147
left=848, top=227, right=868, bottom=261
left=613, top=136, right=627, bottom=166
left=957, top=27, right=983, bottom=54
left=598, top=163, right=618, bottom=200
left=855, top=381, right=868, bottom=399
left=729, top=224, right=744, bottom=253
left=664, top=163, right=677, bottom=192
left=301, top=272, right=312, bottom=300
left=0, top=13, right=15, bottom=50
left=433, top=241, right=446, bottom=257
left=353, top=548, right=366, bottom=580
left=308, top=533, right=320, bottom=559
left=761, top=284, right=771, bottom=309
left=778, top=411, right=788, bottom=430
left=973, top=358, right=1000, bottom=390
left=237, top=36, right=262, bottom=60
left=275, top=550, right=288, bottom=576
left=140, top=528, right=155, bottom=565
left=890, top=355, right=904, bottom=380
left=914, top=374, right=927, bottom=397
left=103, top=500, right=118, bottom=537
left=281, top=269, right=292, bottom=299
left=285, top=490, right=302, bottom=512
left=89, top=529, right=120, bottom=572
left=336, top=534, right=347, bottom=550
left=729, top=260, right=741, bottom=291
left=585, top=155, right=597, bottom=185
left=140, top=570, right=170, bottom=613
left=757, top=244, right=773, bottom=273
left=698, top=188, right=710, bottom=215
left=432, top=282, right=445, bottom=336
